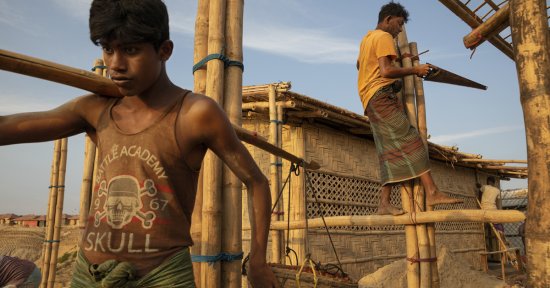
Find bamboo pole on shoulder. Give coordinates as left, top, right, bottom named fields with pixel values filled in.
left=268, top=85, right=282, bottom=264
left=411, top=42, right=440, bottom=288
left=192, top=1, right=210, bottom=284
left=200, top=0, right=226, bottom=286
left=47, top=137, right=68, bottom=288
left=40, top=140, right=61, bottom=288
left=397, top=28, right=417, bottom=125
left=510, top=1, right=550, bottom=286
left=221, top=0, right=244, bottom=286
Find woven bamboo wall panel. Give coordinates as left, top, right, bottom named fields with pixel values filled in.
left=302, top=124, right=379, bottom=179
left=430, top=161, right=478, bottom=197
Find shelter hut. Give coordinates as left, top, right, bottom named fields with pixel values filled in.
left=14, top=214, right=39, bottom=227
left=239, top=82, right=527, bottom=282
left=0, top=213, right=18, bottom=225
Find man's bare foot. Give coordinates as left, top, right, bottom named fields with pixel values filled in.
left=376, top=204, right=405, bottom=215
left=426, top=191, right=463, bottom=206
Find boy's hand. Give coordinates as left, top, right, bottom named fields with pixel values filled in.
left=247, top=259, right=280, bottom=288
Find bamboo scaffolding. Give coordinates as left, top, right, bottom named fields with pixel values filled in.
left=402, top=184, right=420, bottom=288
left=47, top=138, right=68, bottom=288
left=510, top=1, right=550, bottom=285
left=242, top=100, right=296, bottom=111
left=289, top=126, right=307, bottom=265
left=222, top=0, right=244, bottom=285
left=276, top=104, right=284, bottom=264
left=78, top=59, right=103, bottom=232
left=40, top=140, right=61, bottom=288
left=268, top=85, right=282, bottom=264
left=200, top=0, right=226, bottom=285
left=191, top=0, right=209, bottom=284
left=463, top=3, right=510, bottom=50
left=245, top=210, right=526, bottom=230
left=242, top=82, right=291, bottom=95
left=460, top=159, right=527, bottom=164
left=411, top=41, right=440, bottom=288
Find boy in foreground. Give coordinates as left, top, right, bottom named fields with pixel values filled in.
left=0, top=0, right=279, bottom=287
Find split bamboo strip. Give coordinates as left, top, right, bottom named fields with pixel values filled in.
left=47, top=138, right=68, bottom=288
left=0, top=49, right=121, bottom=97
left=40, top=140, right=61, bottom=288
left=191, top=1, right=209, bottom=284
left=78, top=59, right=103, bottom=232
left=221, top=0, right=244, bottom=285
left=268, top=85, right=282, bottom=264
left=200, top=0, right=226, bottom=285
left=463, top=3, right=510, bottom=50
left=250, top=210, right=526, bottom=230
left=401, top=183, right=420, bottom=288
left=510, top=1, right=550, bottom=285
left=242, top=82, right=291, bottom=95
left=480, top=165, right=528, bottom=170
left=411, top=42, right=440, bottom=288
left=242, top=100, right=296, bottom=111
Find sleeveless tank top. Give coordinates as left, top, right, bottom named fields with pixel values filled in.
left=80, top=91, right=198, bottom=276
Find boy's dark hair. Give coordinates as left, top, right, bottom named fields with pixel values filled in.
left=378, top=2, right=409, bottom=23
left=89, top=0, right=170, bottom=50
left=487, top=176, right=496, bottom=185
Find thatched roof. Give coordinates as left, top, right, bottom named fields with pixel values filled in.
left=0, top=213, right=19, bottom=219
left=14, top=214, right=39, bottom=221
left=242, top=82, right=528, bottom=180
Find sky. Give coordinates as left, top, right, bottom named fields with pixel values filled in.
left=0, top=0, right=531, bottom=214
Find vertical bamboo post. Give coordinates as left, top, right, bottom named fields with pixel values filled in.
left=47, top=137, right=68, bottom=288
left=191, top=0, right=210, bottom=285
left=40, top=140, right=61, bottom=288
left=411, top=42, right=440, bottom=288
left=289, top=126, right=306, bottom=264
left=78, top=59, right=103, bottom=232
left=221, top=0, right=244, bottom=286
left=276, top=102, right=284, bottom=261
left=401, top=185, right=420, bottom=288
left=397, top=27, right=417, bottom=124
left=268, top=85, right=282, bottom=263
left=200, top=0, right=226, bottom=286
left=510, top=1, right=550, bottom=286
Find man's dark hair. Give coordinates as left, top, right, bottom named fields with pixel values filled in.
left=378, top=2, right=409, bottom=23
left=89, top=0, right=170, bottom=50
left=487, top=176, right=496, bottom=185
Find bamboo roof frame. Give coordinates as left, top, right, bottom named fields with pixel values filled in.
left=439, top=0, right=550, bottom=59
left=242, top=82, right=528, bottom=180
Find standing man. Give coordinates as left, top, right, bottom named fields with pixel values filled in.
left=478, top=176, right=506, bottom=237
left=357, top=2, right=462, bottom=215
left=0, top=0, right=279, bottom=287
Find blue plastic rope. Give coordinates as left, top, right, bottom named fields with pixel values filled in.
left=191, top=252, right=244, bottom=265
left=192, top=53, right=244, bottom=74
left=91, top=65, right=107, bottom=71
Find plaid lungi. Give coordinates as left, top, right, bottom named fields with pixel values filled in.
left=366, top=85, right=430, bottom=185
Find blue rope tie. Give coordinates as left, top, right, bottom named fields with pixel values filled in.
left=48, top=185, right=65, bottom=188
left=270, top=162, right=283, bottom=167
left=192, top=53, right=244, bottom=74
left=43, top=240, right=61, bottom=243
left=191, top=252, right=244, bottom=265
left=91, top=65, right=107, bottom=71
left=269, top=120, right=284, bottom=124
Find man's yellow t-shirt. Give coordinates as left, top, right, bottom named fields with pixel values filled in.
left=357, top=30, right=398, bottom=112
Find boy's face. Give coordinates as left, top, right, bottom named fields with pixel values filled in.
left=384, top=16, right=405, bottom=38
left=101, top=39, right=170, bottom=96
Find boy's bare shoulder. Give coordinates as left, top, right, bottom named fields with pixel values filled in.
left=181, top=92, right=222, bottom=118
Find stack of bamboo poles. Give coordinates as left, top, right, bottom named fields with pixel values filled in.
left=192, top=0, right=245, bottom=287
left=40, top=138, right=68, bottom=288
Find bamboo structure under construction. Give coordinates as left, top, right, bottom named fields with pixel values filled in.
left=268, top=84, right=282, bottom=264
left=40, top=140, right=61, bottom=288
left=510, top=0, right=550, bottom=286
left=222, top=0, right=244, bottom=286
left=43, top=138, right=68, bottom=288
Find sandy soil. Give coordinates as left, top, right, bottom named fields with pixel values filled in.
left=358, top=246, right=524, bottom=288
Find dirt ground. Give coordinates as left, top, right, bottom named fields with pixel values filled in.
left=358, top=246, right=527, bottom=288
left=0, top=225, right=80, bottom=288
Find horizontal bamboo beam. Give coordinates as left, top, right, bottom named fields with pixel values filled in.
left=243, top=210, right=525, bottom=230
left=463, top=3, right=510, bottom=49
left=0, top=48, right=319, bottom=170
left=460, top=159, right=527, bottom=164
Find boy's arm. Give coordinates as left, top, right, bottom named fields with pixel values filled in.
left=192, top=97, right=279, bottom=287
left=0, top=94, right=104, bottom=145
